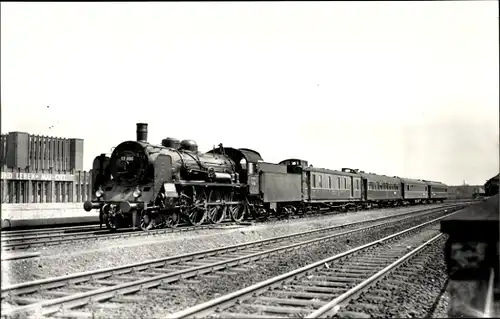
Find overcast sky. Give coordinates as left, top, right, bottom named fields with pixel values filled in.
left=1, top=1, right=498, bottom=185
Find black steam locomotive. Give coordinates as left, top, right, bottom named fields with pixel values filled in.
left=84, top=123, right=449, bottom=231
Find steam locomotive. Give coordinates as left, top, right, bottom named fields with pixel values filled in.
left=83, top=123, right=449, bottom=231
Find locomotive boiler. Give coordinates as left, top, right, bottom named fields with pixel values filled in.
left=83, top=123, right=250, bottom=230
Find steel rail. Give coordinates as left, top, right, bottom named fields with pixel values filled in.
left=1, top=203, right=461, bottom=293
left=1, top=221, right=250, bottom=251
left=0, top=205, right=462, bottom=318
left=0, top=252, right=41, bottom=262
left=1, top=202, right=471, bottom=249
left=165, top=212, right=460, bottom=319
left=305, top=233, right=444, bottom=318
left=1, top=224, right=101, bottom=238
left=0, top=203, right=466, bottom=251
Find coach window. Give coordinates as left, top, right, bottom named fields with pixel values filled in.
left=356, top=180, right=360, bottom=190
left=343, top=178, right=347, bottom=189
left=328, top=176, right=332, bottom=189
left=312, top=174, right=316, bottom=188
left=318, top=175, right=323, bottom=188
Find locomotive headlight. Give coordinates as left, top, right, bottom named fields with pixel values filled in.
left=95, top=187, right=104, bottom=198
left=133, top=186, right=142, bottom=198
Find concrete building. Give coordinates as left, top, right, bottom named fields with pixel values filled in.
left=0, top=131, right=92, bottom=204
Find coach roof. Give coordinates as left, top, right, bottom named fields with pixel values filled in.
left=307, top=166, right=359, bottom=177
left=358, top=172, right=401, bottom=183
left=399, top=178, right=427, bottom=185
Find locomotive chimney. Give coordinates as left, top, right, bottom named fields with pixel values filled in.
left=136, top=123, right=148, bottom=142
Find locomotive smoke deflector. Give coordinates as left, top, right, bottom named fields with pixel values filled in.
left=136, top=123, right=148, bottom=142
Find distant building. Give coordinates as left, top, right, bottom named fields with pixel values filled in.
left=448, top=184, right=484, bottom=199
left=1, top=131, right=92, bottom=204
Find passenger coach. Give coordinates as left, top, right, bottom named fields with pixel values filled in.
left=358, top=172, right=401, bottom=207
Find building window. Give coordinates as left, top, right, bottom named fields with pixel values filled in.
left=7, top=181, right=13, bottom=203
left=76, top=184, right=80, bottom=202
left=31, top=181, right=36, bottom=202
left=36, top=182, right=41, bottom=203
left=20, top=182, right=25, bottom=203
left=65, top=182, right=70, bottom=202
left=44, top=182, right=50, bottom=203
left=55, top=182, right=59, bottom=203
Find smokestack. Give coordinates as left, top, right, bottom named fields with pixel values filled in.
left=136, top=123, right=148, bottom=142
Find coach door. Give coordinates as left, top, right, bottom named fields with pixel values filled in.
left=362, top=179, right=368, bottom=200
left=350, top=177, right=354, bottom=198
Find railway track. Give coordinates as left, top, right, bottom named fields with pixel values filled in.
left=164, top=214, right=461, bottom=319
left=1, top=224, right=102, bottom=238
left=0, top=204, right=466, bottom=318
left=0, top=202, right=471, bottom=252
left=0, top=221, right=250, bottom=252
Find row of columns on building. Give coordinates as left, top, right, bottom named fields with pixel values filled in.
left=29, top=135, right=71, bottom=171
left=1, top=179, right=92, bottom=204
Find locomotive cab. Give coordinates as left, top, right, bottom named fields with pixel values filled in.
left=279, top=158, right=308, bottom=174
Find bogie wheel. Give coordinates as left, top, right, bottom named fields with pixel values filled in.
left=230, top=200, right=248, bottom=223
left=140, top=211, right=156, bottom=231
left=104, top=214, right=119, bottom=231
left=185, top=186, right=208, bottom=226
left=282, top=205, right=295, bottom=218
left=162, top=212, right=180, bottom=228
left=207, top=190, right=228, bottom=224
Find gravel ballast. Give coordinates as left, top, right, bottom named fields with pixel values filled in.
left=338, top=235, right=450, bottom=318
left=1, top=205, right=446, bottom=286
left=73, top=212, right=446, bottom=319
